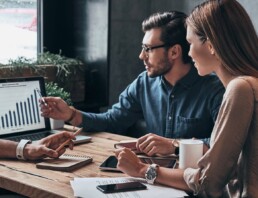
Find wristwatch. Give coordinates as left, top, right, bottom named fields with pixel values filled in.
left=16, top=139, right=32, bottom=160
left=145, top=164, right=159, bottom=184
left=172, top=139, right=179, bottom=155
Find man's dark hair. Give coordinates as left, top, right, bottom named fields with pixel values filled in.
left=142, top=11, right=192, bottom=64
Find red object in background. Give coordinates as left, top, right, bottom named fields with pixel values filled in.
left=0, top=8, right=37, bottom=31
left=21, top=15, right=37, bottom=31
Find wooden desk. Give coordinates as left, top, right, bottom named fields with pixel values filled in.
left=0, top=131, right=135, bottom=198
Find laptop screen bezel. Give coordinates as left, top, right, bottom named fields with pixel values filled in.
left=0, top=76, right=52, bottom=139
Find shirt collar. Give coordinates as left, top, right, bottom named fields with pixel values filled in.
left=160, top=76, right=172, bottom=91
left=160, top=65, right=199, bottom=89
left=177, top=66, right=199, bottom=89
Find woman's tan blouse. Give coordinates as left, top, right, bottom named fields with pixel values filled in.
left=184, top=76, right=258, bottom=197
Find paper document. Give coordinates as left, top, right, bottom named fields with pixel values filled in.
left=70, top=177, right=187, bottom=198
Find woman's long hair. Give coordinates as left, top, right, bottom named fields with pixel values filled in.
left=187, top=0, right=258, bottom=77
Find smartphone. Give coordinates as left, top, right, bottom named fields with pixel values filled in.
left=73, top=135, right=92, bottom=144
left=99, top=156, right=121, bottom=172
left=97, top=182, right=147, bottom=193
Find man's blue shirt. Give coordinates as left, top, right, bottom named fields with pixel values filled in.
left=81, top=66, right=224, bottom=141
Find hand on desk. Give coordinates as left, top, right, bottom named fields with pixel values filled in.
left=23, top=131, right=75, bottom=160
left=136, top=133, right=174, bottom=156
left=115, top=148, right=148, bottom=178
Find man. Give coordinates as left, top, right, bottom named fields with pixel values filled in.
left=0, top=132, right=75, bottom=160
left=40, top=11, right=224, bottom=156
left=0, top=131, right=75, bottom=196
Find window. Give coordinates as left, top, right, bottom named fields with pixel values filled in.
left=0, top=0, right=37, bottom=64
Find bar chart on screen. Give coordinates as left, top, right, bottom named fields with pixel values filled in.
left=0, top=81, right=45, bottom=134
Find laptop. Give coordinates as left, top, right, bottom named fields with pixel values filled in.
left=0, top=76, right=91, bottom=144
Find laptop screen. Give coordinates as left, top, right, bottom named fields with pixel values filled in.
left=0, top=76, right=51, bottom=138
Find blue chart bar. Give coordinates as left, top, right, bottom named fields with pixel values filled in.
left=31, top=93, right=37, bottom=124
left=27, top=98, right=33, bottom=124
left=5, top=114, right=9, bottom=128
left=0, top=89, right=41, bottom=129
left=20, top=102, right=25, bottom=125
left=13, top=111, right=17, bottom=127
left=34, top=90, right=40, bottom=123
left=1, top=116, right=4, bottom=128
left=24, top=102, right=29, bottom=125
left=16, top=103, right=21, bottom=126
left=9, top=110, right=13, bottom=127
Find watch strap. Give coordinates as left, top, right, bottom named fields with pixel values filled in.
left=16, top=139, right=32, bottom=160
left=65, top=106, right=77, bottom=123
left=172, top=139, right=180, bottom=155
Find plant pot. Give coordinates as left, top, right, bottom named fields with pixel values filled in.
left=0, top=64, right=87, bottom=103
left=50, top=118, right=64, bottom=129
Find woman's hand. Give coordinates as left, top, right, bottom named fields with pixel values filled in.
left=115, top=148, right=148, bottom=178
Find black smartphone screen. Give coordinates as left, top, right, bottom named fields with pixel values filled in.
left=99, top=156, right=120, bottom=171
left=97, top=182, right=147, bottom=193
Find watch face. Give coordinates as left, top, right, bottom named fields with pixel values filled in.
left=146, top=167, right=157, bottom=180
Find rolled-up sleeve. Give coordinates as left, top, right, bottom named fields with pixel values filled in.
left=81, top=79, right=143, bottom=133
left=184, top=168, right=203, bottom=195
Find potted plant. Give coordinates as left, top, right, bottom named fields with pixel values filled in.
left=45, top=82, right=72, bottom=129
left=0, top=51, right=87, bottom=104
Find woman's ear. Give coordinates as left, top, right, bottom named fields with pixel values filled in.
left=207, top=40, right=215, bottom=55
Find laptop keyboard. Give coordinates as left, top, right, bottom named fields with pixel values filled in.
left=4, top=132, right=51, bottom=142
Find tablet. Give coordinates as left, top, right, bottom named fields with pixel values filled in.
left=99, top=156, right=121, bottom=172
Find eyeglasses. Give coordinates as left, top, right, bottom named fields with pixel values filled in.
left=141, top=44, right=167, bottom=53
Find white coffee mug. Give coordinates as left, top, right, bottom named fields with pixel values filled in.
left=179, top=139, right=203, bottom=169
left=50, top=118, right=64, bottom=130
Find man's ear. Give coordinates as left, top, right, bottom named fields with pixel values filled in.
left=168, top=44, right=181, bottom=60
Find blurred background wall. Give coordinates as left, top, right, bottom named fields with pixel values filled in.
left=108, top=0, right=257, bottom=106
left=43, top=0, right=258, bottom=111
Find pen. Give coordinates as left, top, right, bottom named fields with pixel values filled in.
left=55, top=128, right=83, bottom=152
left=36, top=88, right=48, bottom=106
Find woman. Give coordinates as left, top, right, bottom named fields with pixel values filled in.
left=115, top=0, right=258, bottom=197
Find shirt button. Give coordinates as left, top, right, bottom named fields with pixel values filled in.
left=169, top=116, right=172, bottom=120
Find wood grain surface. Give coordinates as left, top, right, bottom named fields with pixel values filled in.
left=0, top=127, right=135, bottom=198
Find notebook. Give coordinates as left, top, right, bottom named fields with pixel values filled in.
left=0, top=76, right=91, bottom=144
left=36, top=154, right=93, bottom=172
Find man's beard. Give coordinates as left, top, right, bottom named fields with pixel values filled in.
left=148, top=58, right=173, bottom=78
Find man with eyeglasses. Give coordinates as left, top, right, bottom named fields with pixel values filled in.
left=40, top=11, right=224, bottom=156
